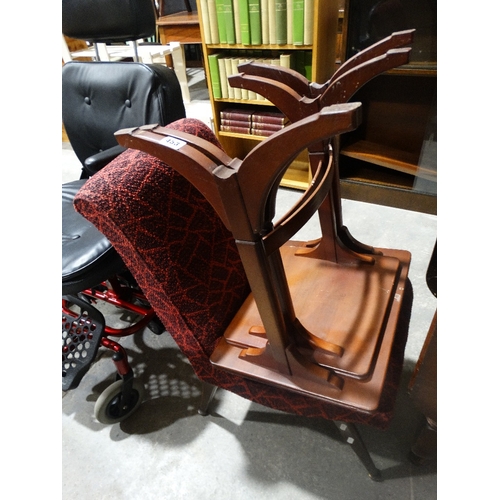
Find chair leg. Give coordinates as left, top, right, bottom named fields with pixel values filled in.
left=335, top=422, right=382, bottom=481
left=198, top=382, right=218, bottom=416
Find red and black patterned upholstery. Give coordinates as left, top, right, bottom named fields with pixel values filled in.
left=74, top=118, right=412, bottom=430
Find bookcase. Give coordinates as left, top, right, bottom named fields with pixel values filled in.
left=337, top=0, right=437, bottom=214
left=196, top=0, right=339, bottom=189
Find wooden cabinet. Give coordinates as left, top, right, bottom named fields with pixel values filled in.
left=196, top=0, right=340, bottom=189
left=338, top=0, right=437, bottom=214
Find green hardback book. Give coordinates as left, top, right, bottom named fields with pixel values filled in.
left=238, top=0, right=251, bottom=45
left=215, top=0, right=227, bottom=43
left=248, top=0, right=262, bottom=45
left=275, top=0, right=287, bottom=45
left=208, top=53, right=222, bottom=98
left=292, top=0, right=304, bottom=45
left=224, top=0, right=236, bottom=44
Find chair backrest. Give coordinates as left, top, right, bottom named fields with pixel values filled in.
left=62, top=61, right=186, bottom=168
left=62, top=0, right=157, bottom=43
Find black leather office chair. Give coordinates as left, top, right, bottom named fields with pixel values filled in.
left=62, top=61, right=186, bottom=423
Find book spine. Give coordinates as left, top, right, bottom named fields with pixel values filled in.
left=215, top=0, right=227, bottom=43
left=292, top=0, right=304, bottom=45
left=303, top=0, right=313, bottom=45
left=230, top=58, right=242, bottom=99
left=268, top=0, right=276, bottom=45
left=279, top=52, right=291, bottom=68
left=224, top=0, right=236, bottom=44
left=248, top=0, right=262, bottom=45
left=238, top=58, right=250, bottom=99
left=199, top=0, right=212, bottom=44
left=238, top=0, right=251, bottom=45
left=207, top=0, right=220, bottom=43
left=232, top=0, right=241, bottom=44
left=208, top=53, right=222, bottom=98
left=275, top=0, right=287, bottom=45
left=261, top=0, right=269, bottom=45
left=221, top=125, right=253, bottom=134
left=221, top=118, right=253, bottom=127
left=252, top=112, right=287, bottom=124
left=252, top=121, right=285, bottom=131
left=248, top=88, right=258, bottom=100
left=252, top=128, right=280, bottom=136
left=218, top=57, right=229, bottom=98
left=286, top=0, right=293, bottom=44
left=220, top=110, right=253, bottom=121
left=224, top=57, right=235, bottom=99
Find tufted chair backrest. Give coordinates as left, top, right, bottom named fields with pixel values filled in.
left=62, top=61, right=186, bottom=169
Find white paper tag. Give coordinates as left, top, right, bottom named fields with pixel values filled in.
left=159, top=136, right=187, bottom=150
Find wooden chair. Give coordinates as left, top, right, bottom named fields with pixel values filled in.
left=72, top=31, right=420, bottom=479
left=74, top=104, right=412, bottom=479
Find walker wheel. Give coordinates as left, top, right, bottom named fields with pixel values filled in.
left=147, top=315, right=165, bottom=335
left=94, top=379, right=144, bottom=424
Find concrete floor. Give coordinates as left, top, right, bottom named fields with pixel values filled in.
left=62, top=68, right=437, bottom=499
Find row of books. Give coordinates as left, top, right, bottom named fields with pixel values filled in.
left=199, top=0, right=314, bottom=46
left=219, top=108, right=289, bottom=136
left=208, top=50, right=312, bottom=100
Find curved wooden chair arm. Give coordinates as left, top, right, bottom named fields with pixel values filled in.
left=115, top=124, right=240, bottom=229
left=331, top=29, right=415, bottom=83
left=320, top=47, right=412, bottom=106
left=229, top=42, right=412, bottom=122
left=236, top=103, right=362, bottom=237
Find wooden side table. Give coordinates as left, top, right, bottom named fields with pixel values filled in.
left=156, top=12, right=201, bottom=44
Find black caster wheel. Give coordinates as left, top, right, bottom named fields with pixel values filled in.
left=94, top=379, right=144, bottom=424
left=147, top=315, right=165, bottom=335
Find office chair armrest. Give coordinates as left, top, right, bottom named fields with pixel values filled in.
left=84, top=145, right=127, bottom=176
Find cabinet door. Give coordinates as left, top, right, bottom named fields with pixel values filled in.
left=339, top=0, right=437, bottom=214
left=344, top=0, right=436, bottom=68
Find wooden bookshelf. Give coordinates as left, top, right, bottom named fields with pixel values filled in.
left=197, top=0, right=339, bottom=189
